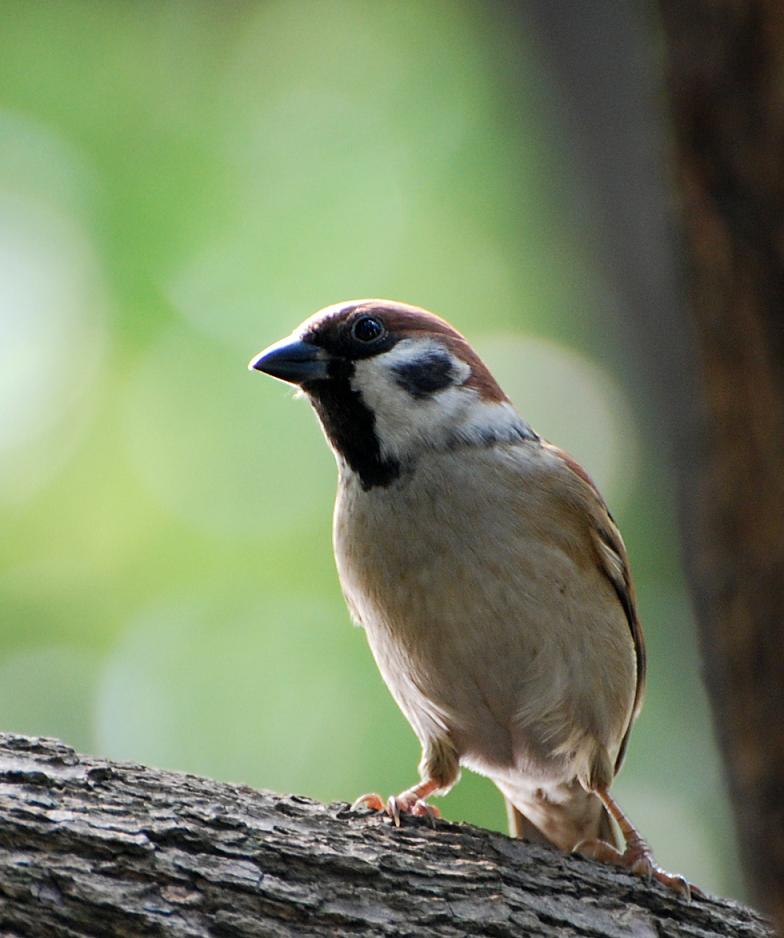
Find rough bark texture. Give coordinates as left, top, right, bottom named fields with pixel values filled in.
left=659, top=3, right=784, bottom=932
left=0, top=734, right=772, bottom=937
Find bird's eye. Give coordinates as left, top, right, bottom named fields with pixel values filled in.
left=351, top=316, right=384, bottom=343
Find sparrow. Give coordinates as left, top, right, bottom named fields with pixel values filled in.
left=249, top=299, right=699, bottom=898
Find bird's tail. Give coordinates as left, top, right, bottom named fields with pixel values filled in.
left=504, top=792, right=619, bottom=852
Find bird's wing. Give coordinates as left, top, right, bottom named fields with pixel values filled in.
left=541, top=441, right=647, bottom=774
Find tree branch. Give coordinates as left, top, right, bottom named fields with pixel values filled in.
left=0, top=734, right=771, bottom=937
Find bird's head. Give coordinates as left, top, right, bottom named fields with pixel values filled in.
left=249, top=299, right=536, bottom=488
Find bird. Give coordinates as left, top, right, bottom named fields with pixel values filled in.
left=249, top=298, right=698, bottom=899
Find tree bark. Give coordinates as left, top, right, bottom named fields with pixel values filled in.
left=659, top=3, right=784, bottom=931
left=0, top=734, right=771, bottom=937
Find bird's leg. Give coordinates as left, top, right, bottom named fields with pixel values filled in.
left=352, top=778, right=442, bottom=828
left=574, top=785, right=703, bottom=900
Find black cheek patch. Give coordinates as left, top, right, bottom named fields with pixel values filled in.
left=392, top=351, right=455, bottom=399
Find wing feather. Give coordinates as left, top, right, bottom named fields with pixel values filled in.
left=541, top=443, right=647, bottom=775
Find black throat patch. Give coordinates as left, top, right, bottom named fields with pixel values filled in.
left=305, top=364, right=400, bottom=490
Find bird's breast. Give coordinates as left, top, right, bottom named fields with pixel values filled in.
left=333, top=446, right=636, bottom=781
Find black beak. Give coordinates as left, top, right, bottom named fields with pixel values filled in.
left=248, top=337, right=330, bottom=385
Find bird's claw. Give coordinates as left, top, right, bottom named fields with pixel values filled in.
left=573, top=838, right=703, bottom=901
left=351, top=791, right=441, bottom=828
left=351, top=792, right=386, bottom=813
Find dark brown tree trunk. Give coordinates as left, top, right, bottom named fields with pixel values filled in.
left=0, top=734, right=772, bottom=937
left=659, top=3, right=784, bottom=931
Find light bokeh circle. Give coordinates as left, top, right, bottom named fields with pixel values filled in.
left=0, top=112, right=108, bottom=502
left=122, top=324, right=335, bottom=540
left=477, top=334, right=639, bottom=508
left=94, top=595, right=369, bottom=796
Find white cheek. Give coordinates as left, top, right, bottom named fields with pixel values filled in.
left=350, top=341, right=473, bottom=459
left=351, top=362, right=466, bottom=460
left=456, top=399, right=526, bottom=443
left=350, top=339, right=530, bottom=462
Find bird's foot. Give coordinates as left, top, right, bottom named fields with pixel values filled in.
left=573, top=837, right=703, bottom=900
left=351, top=790, right=441, bottom=828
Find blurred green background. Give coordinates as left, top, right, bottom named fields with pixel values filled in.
left=0, top=0, right=739, bottom=898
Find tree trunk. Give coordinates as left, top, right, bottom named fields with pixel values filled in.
left=0, top=734, right=771, bottom=937
left=659, top=3, right=784, bottom=931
